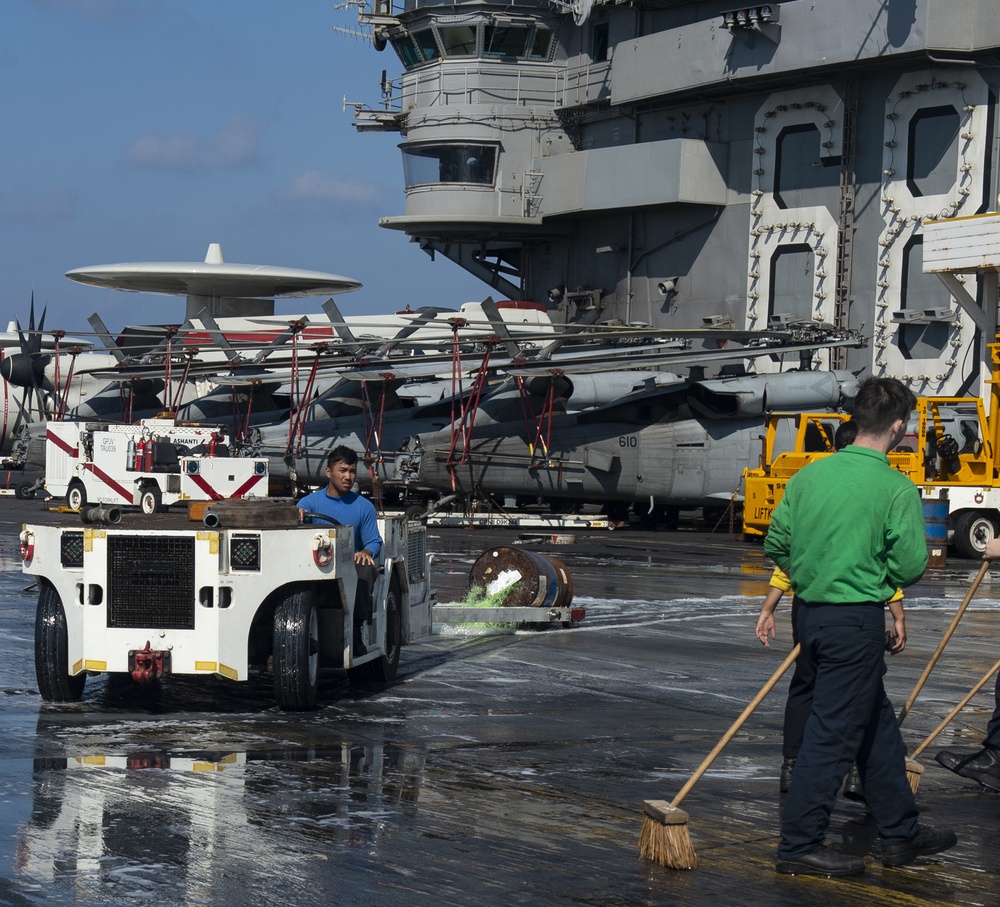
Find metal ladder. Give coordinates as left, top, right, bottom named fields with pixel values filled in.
left=833, top=77, right=858, bottom=369
left=522, top=170, right=543, bottom=218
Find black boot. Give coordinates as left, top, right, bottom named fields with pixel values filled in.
left=780, top=758, right=795, bottom=793
left=842, top=764, right=866, bottom=803
left=935, top=745, right=1000, bottom=790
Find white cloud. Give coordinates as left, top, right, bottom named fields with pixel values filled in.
left=123, top=112, right=265, bottom=172
left=272, top=170, right=385, bottom=208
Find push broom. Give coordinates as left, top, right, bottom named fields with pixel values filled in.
left=906, top=651, right=1000, bottom=793
left=639, top=643, right=801, bottom=869
left=897, top=560, right=989, bottom=728
left=896, top=560, right=990, bottom=792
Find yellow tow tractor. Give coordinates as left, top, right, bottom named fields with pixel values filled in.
left=743, top=344, right=1000, bottom=558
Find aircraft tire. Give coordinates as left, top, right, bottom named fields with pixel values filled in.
left=15, top=481, right=36, bottom=500
left=35, top=582, right=85, bottom=703
left=403, top=504, right=425, bottom=523
left=272, top=587, right=320, bottom=710
left=953, top=510, right=998, bottom=559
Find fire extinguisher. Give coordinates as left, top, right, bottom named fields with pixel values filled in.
left=127, top=438, right=136, bottom=471
left=135, top=438, right=146, bottom=472
left=144, top=437, right=155, bottom=472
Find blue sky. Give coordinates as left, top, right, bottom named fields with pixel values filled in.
left=0, top=0, right=488, bottom=337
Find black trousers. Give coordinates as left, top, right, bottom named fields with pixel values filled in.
left=779, top=602, right=919, bottom=859
left=985, top=673, right=1000, bottom=749
left=354, top=563, right=377, bottom=626
left=782, top=597, right=813, bottom=761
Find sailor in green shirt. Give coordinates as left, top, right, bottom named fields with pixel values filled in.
left=764, top=376, right=956, bottom=878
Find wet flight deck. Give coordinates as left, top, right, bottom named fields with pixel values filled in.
left=0, top=498, right=997, bottom=906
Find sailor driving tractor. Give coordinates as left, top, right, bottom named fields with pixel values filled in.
left=297, top=445, right=382, bottom=656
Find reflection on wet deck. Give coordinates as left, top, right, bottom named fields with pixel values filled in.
left=1, top=519, right=999, bottom=905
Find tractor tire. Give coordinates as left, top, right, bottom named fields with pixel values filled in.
left=371, top=579, right=402, bottom=683
left=139, top=484, right=162, bottom=514
left=953, top=510, right=998, bottom=559
left=272, top=587, right=320, bottom=710
left=66, top=481, right=86, bottom=512
left=35, top=583, right=85, bottom=702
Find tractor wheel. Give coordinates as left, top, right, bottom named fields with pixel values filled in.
left=139, top=484, right=162, bottom=514
left=953, top=510, right=998, bottom=559
left=35, top=583, right=85, bottom=702
left=66, top=481, right=86, bottom=511
left=272, top=588, right=320, bottom=710
left=371, top=579, right=402, bottom=683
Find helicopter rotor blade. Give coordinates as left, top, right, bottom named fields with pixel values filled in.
left=189, top=308, right=242, bottom=364
left=321, top=298, right=365, bottom=356
left=87, top=313, right=128, bottom=363
left=478, top=297, right=522, bottom=360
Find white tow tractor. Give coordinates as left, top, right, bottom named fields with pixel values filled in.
left=21, top=500, right=433, bottom=710
left=43, top=418, right=270, bottom=514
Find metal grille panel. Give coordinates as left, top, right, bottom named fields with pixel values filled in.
left=230, top=534, right=261, bottom=571
left=407, top=528, right=426, bottom=581
left=60, top=532, right=85, bottom=569
left=108, top=536, right=196, bottom=630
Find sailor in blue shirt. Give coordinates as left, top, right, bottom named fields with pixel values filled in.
left=297, top=446, right=382, bottom=654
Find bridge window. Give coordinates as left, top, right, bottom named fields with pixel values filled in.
left=402, top=144, right=498, bottom=187
left=438, top=23, right=479, bottom=56
left=412, top=28, right=441, bottom=62
left=391, top=35, right=421, bottom=67
left=392, top=20, right=554, bottom=69
left=484, top=23, right=531, bottom=57
left=528, top=27, right=553, bottom=60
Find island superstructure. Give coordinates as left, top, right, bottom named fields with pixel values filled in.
left=344, top=0, right=1000, bottom=396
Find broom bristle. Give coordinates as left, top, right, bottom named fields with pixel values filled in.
left=638, top=800, right=698, bottom=869
left=905, top=758, right=924, bottom=796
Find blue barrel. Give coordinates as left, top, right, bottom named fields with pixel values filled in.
left=923, top=499, right=948, bottom=568
left=469, top=547, right=574, bottom=609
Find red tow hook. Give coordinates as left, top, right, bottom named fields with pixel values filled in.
left=130, top=641, right=169, bottom=684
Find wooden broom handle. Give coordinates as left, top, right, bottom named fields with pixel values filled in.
left=670, top=643, right=801, bottom=808
left=897, top=560, right=990, bottom=727
left=911, top=653, right=1000, bottom=759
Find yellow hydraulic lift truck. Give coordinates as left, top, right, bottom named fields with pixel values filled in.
left=742, top=412, right=851, bottom=538
left=743, top=344, right=1000, bottom=557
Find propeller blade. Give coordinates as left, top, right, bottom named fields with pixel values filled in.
left=10, top=385, right=32, bottom=424
left=16, top=296, right=47, bottom=358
